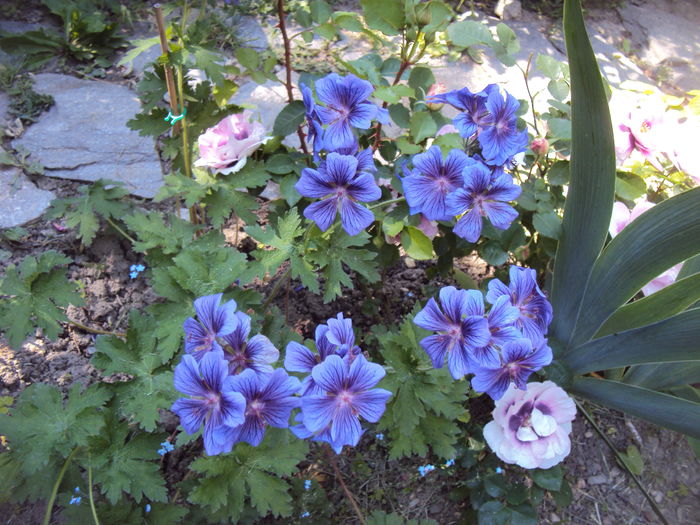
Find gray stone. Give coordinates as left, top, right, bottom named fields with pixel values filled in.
left=13, top=73, right=163, bottom=198
left=0, top=92, right=9, bottom=129
left=128, top=42, right=162, bottom=77
left=236, top=16, right=269, bottom=51
left=495, top=0, right=522, bottom=21
left=0, top=165, right=55, bottom=228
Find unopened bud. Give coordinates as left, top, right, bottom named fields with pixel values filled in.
left=426, top=83, right=447, bottom=111
left=531, top=137, right=549, bottom=156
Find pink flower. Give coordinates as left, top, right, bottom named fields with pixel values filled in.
left=665, top=117, right=700, bottom=186
left=613, top=100, right=668, bottom=170
left=436, top=124, right=459, bottom=136
left=530, top=137, right=549, bottom=156
left=483, top=381, right=576, bottom=469
left=609, top=201, right=682, bottom=295
left=194, top=111, right=268, bottom=175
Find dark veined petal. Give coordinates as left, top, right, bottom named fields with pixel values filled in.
left=330, top=403, right=362, bottom=446
left=321, top=117, right=357, bottom=151
left=488, top=294, right=520, bottom=327
left=353, top=388, right=392, bottom=422
left=203, top=416, right=232, bottom=456
left=246, top=334, right=279, bottom=366
left=453, top=207, right=484, bottom=242
left=403, top=174, right=451, bottom=221
left=315, top=324, right=336, bottom=360
left=446, top=345, right=473, bottom=380
left=462, top=160, right=492, bottom=192
left=347, top=101, right=377, bottom=130
left=234, top=416, right=266, bottom=447
left=296, top=167, right=334, bottom=198
left=261, top=368, right=301, bottom=400
left=194, top=294, right=237, bottom=337
left=485, top=277, right=510, bottom=304
left=171, top=397, right=208, bottom=434
left=462, top=315, right=491, bottom=349
left=198, top=350, right=228, bottom=393
left=471, top=366, right=511, bottom=400
left=414, top=298, right=451, bottom=332
left=488, top=174, right=522, bottom=202
left=219, top=385, right=247, bottom=428
left=304, top=197, right=338, bottom=232
left=355, top=148, right=377, bottom=173
left=347, top=354, right=385, bottom=392
left=324, top=152, right=358, bottom=186
left=438, top=286, right=468, bottom=322
left=221, top=311, right=251, bottom=352
left=445, top=187, right=475, bottom=217
left=302, top=394, right=337, bottom=432
left=444, top=148, right=474, bottom=180
left=183, top=317, right=215, bottom=359
left=484, top=200, right=519, bottom=230
left=173, top=354, right=208, bottom=397
left=412, top=146, right=443, bottom=176
left=470, top=344, right=501, bottom=368
left=284, top=341, right=317, bottom=373
left=501, top=338, right=534, bottom=362
left=419, top=334, right=454, bottom=369
left=326, top=313, right=355, bottom=348
left=509, top=266, right=537, bottom=304
left=311, top=354, right=347, bottom=393
left=347, top=173, right=381, bottom=203
left=339, top=199, right=375, bottom=236
left=452, top=112, right=479, bottom=138
left=229, top=367, right=260, bottom=400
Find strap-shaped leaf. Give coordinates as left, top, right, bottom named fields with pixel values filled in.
left=571, top=187, right=700, bottom=345
left=596, top=271, right=700, bottom=337
left=563, top=308, right=700, bottom=373
left=549, top=0, right=616, bottom=349
left=571, top=377, right=700, bottom=439
left=623, top=361, right=700, bottom=390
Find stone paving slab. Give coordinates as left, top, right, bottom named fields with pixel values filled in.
left=12, top=73, right=163, bottom=198
left=0, top=165, right=55, bottom=228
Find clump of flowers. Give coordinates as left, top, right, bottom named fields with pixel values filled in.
left=483, top=381, right=576, bottom=469
left=129, top=264, right=145, bottom=279
left=609, top=200, right=681, bottom=295
left=414, top=266, right=553, bottom=400
left=194, top=110, right=269, bottom=175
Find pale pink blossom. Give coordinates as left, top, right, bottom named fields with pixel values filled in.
left=613, top=99, right=668, bottom=170
left=530, top=137, right=549, bottom=156
left=665, top=116, right=700, bottom=186
left=436, top=124, right=459, bottom=136
left=609, top=200, right=682, bottom=295
left=194, top=111, right=268, bottom=175
left=483, top=381, right=576, bottom=469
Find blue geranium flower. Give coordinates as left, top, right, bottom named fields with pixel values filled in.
left=413, top=286, right=491, bottom=380
left=214, top=368, right=300, bottom=450
left=470, top=338, right=553, bottom=400
left=471, top=295, right=521, bottom=367
left=182, top=293, right=238, bottom=361
left=479, top=88, right=529, bottom=166
left=402, top=145, right=472, bottom=221
left=314, top=73, right=388, bottom=151
left=221, top=311, right=279, bottom=376
left=446, top=161, right=521, bottom=242
left=171, top=351, right=246, bottom=455
left=486, top=266, right=553, bottom=344
left=295, top=152, right=381, bottom=236
left=429, top=85, right=498, bottom=138
left=296, top=355, right=392, bottom=454
left=301, top=83, right=325, bottom=160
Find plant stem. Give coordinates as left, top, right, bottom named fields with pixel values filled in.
left=326, top=446, right=366, bottom=525
left=519, top=55, right=540, bottom=136
left=43, top=447, right=79, bottom=525
left=368, top=196, right=405, bottom=210
left=277, top=0, right=309, bottom=156
left=262, top=268, right=292, bottom=312
left=88, top=460, right=100, bottom=525
left=575, top=399, right=671, bottom=525
left=105, top=217, right=137, bottom=245
left=154, top=5, right=181, bottom=134
left=68, top=318, right=127, bottom=338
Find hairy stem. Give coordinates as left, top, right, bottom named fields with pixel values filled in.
left=43, top=447, right=79, bottom=525
left=277, top=0, right=309, bottom=156
left=519, top=55, right=540, bottom=136
left=68, top=318, right=127, bottom=338
left=104, top=217, right=137, bottom=246
left=88, top=459, right=100, bottom=525
left=262, top=268, right=292, bottom=312
left=575, top=399, right=670, bottom=525
left=326, top=446, right=366, bottom=525
left=368, top=196, right=406, bottom=210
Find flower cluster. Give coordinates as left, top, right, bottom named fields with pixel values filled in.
left=413, top=266, right=553, bottom=400
left=172, top=294, right=298, bottom=455
left=417, top=464, right=436, bottom=477
left=484, top=381, right=576, bottom=469
left=285, top=313, right=392, bottom=454
left=157, top=440, right=174, bottom=456
left=129, top=264, right=145, bottom=279
left=172, top=298, right=391, bottom=456
left=296, top=74, right=387, bottom=236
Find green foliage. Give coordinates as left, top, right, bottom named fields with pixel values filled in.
left=368, top=510, right=438, bottom=525
left=188, top=428, right=308, bottom=522
left=0, top=71, right=54, bottom=123
left=93, top=310, right=177, bottom=431
left=0, top=0, right=125, bottom=69
left=122, top=211, right=200, bottom=257
left=48, top=179, right=131, bottom=245
left=374, top=313, right=466, bottom=460
left=0, top=383, right=110, bottom=474
left=0, top=251, right=83, bottom=348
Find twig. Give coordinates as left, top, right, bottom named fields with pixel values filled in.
left=276, top=0, right=309, bottom=156
left=575, top=399, right=671, bottom=525
left=326, top=446, right=366, bottom=525
left=261, top=268, right=292, bottom=312
left=368, top=196, right=405, bottom=211
left=68, top=318, right=127, bottom=338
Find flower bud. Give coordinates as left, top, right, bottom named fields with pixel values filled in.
left=530, top=137, right=549, bottom=156
left=426, top=83, right=446, bottom=111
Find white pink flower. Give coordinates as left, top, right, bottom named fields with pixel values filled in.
left=612, top=98, right=669, bottom=170
left=609, top=201, right=682, bottom=295
left=194, top=111, right=268, bottom=175
left=483, top=381, right=576, bottom=469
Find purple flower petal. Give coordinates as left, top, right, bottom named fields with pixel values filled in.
left=302, top=395, right=337, bottom=432
left=340, top=199, right=374, bottom=236
left=353, top=389, right=392, bottom=422
left=296, top=168, right=334, bottom=198
left=173, top=354, right=208, bottom=397
left=347, top=173, right=381, bottom=203
left=347, top=355, right=385, bottom=392
left=171, top=398, right=208, bottom=434
left=311, top=354, right=346, bottom=393
left=483, top=200, right=519, bottom=230
left=414, top=298, right=452, bottom=332
left=304, top=198, right=338, bottom=232
left=419, top=334, right=454, bottom=368
left=284, top=341, right=317, bottom=373
left=330, top=403, right=362, bottom=446
left=453, top=207, right=483, bottom=242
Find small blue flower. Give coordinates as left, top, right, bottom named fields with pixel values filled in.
left=158, top=440, right=175, bottom=455
left=375, top=433, right=384, bottom=441
left=496, top=466, right=504, bottom=474
left=418, top=464, right=436, bottom=477
left=145, top=504, right=151, bottom=513
left=444, top=459, right=455, bottom=467
left=129, top=271, right=139, bottom=279
left=407, top=292, right=414, bottom=297
left=129, top=264, right=146, bottom=279
left=304, top=479, right=311, bottom=491
left=135, top=264, right=145, bottom=272
left=74, top=487, right=80, bottom=493
left=69, top=496, right=81, bottom=505
left=301, top=511, right=311, bottom=518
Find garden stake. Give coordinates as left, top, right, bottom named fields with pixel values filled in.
left=575, top=399, right=670, bottom=525
left=154, top=5, right=181, bottom=135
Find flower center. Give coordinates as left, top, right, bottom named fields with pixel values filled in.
left=338, top=390, right=353, bottom=406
